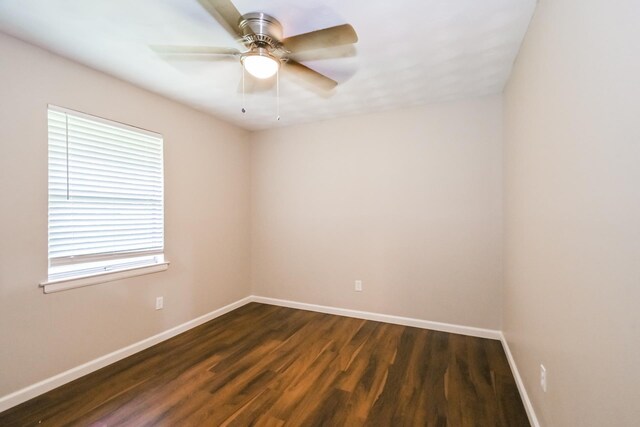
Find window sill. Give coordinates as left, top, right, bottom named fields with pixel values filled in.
left=40, top=262, right=169, bottom=294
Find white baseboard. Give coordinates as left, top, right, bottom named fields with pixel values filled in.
left=500, top=332, right=540, bottom=427
left=0, top=296, right=253, bottom=413
left=250, top=296, right=502, bottom=340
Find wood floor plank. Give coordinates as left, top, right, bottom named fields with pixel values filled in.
left=0, top=303, right=530, bottom=426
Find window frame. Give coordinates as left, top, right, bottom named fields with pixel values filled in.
left=41, top=105, right=168, bottom=293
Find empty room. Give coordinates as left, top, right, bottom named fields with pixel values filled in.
left=0, top=0, right=638, bottom=426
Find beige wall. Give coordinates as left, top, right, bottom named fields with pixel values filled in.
left=0, top=33, right=251, bottom=396
left=503, top=0, right=640, bottom=425
left=251, top=97, right=503, bottom=329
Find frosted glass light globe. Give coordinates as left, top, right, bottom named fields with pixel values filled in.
left=243, top=53, right=279, bottom=79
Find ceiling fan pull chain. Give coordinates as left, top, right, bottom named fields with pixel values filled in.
left=241, top=65, right=246, bottom=114
left=276, top=67, right=280, bottom=121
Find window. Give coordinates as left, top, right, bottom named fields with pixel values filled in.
left=44, top=105, right=167, bottom=292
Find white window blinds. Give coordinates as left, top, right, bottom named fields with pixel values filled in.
left=47, top=105, right=164, bottom=281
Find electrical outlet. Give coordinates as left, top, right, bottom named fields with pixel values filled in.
left=355, top=280, right=362, bottom=292
left=540, top=364, right=547, bottom=392
left=156, top=296, right=164, bottom=310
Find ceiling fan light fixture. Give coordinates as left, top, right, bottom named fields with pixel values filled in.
left=241, top=48, right=279, bottom=79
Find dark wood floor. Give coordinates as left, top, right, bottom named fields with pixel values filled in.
left=0, top=303, right=529, bottom=426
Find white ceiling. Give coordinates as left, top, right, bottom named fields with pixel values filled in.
left=0, top=0, right=536, bottom=131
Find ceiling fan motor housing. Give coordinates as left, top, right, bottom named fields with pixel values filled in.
left=239, top=12, right=283, bottom=50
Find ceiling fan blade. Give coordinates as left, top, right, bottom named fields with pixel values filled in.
left=282, top=24, right=358, bottom=53
left=151, top=45, right=240, bottom=56
left=287, top=45, right=356, bottom=62
left=198, top=0, right=244, bottom=39
left=285, top=59, right=337, bottom=91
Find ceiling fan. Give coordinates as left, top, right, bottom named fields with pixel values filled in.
left=152, top=0, right=358, bottom=92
